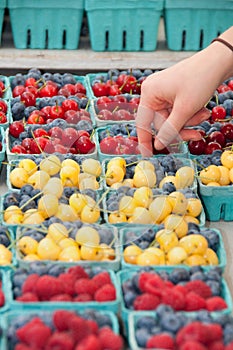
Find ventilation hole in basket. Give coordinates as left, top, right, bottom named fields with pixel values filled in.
left=45, top=29, right=49, bottom=49
left=199, top=29, right=204, bottom=49
left=27, top=29, right=31, bottom=48
left=62, top=30, right=67, bottom=48
left=122, top=30, right=126, bottom=49
left=105, top=31, right=109, bottom=49
left=140, top=30, right=144, bottom=49
left=181, top=30, right=186, bottom=49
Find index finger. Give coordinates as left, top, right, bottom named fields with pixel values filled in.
left=136, top=105, right=155, bottom=156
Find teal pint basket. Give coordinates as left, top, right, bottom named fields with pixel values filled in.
left=164, top=0, right=233, bottom=51
left=85, top=0, right=164, bottom=51
left=8, top=0, right=85, bottom=49
left=0, top=0, right=6, bottom=47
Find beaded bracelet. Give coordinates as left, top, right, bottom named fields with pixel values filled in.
left=211, top=37, right=233, bottom=52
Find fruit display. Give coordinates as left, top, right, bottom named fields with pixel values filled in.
left=129, top=309, right=233, bottom=350
left=0, top=225, right=14, bottom=266
left=10, top=68, right=88, bottom=100
left=9, top=262, right=120, bottom=311
left=7, top=119, right=96, bottom=158
left=104, top=186, right=203, bottom=225
left=16, top=222, right=119, bottom=269
left=8, top=155, right=102, bottom=192
left=120, top=267, right=230, bottom=314
left=120, top=225, right=224, bottom=268
left=6, top=309, right=124, bottom=350
left=103, top=155, right=196, bottom=190
left=88, top=69, right=154, bottom=97
left=92, top=94, right=140, bottom=125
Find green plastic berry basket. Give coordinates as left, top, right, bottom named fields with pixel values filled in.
left=0, top=100, right=13, bottom=131
left=102, top=155, right=198, bottom=192
left=85, top=0, right=164, bottom=51
left=0, top=127, right=6, bottom=166
left=15, top=223, right=121, bottom=271
left=5, top=126, right=98, bottom=162
left=118, top=269, right=233, bottom=335
left=0, top=75, right=12, bottom=101
left=198, top=180, right=233, bottom=221
left=8, top=0, right=85, bottom=49
left=0, top=269, right=11, bottom=314
left=96, top=125, right=189, bottom=163
left=119, top=225, right=226, bottom=271
left=128, top=310, right=233, bottom=350
left=0, top=0, right=6, bottom=47
left=164, top=0, right=233, bottom=51
left=102, top=190, right=206, bottom=228
left=6, top=157, right=104, bottom=194
left=6, top=267, right=121, bottom=313
left=2, top=309, right=120, bottom=350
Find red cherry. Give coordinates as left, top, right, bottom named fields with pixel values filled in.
left=220, top=123, right=233, bottom=141
left=108, top=84, right=121, bottom=96
left=40, top=106, right=52, bottom=119
left=50, top=105, right=65, bottom=120
left=25, top=85, right=39, bottom=97
left=206, top=131, right=226, bottom=147
left=217, top=84, right=231, bottom=93
left=9, top=121, right=25, bottom=138
left=92, top=82, right=109, bottom=97
left=62, top=128, right=78, bottom=147
left=44, top=140, right=55, bottom=154
left=48, top=127, right=63, bottom=139
left=0, top=100, right=8, bottom=113
left=227, top=79, right=233, bottom=91
left=21, top=138, right=33, bottom=150
left=27, top=111, right=45, bottom=124
left=97, top=109, right=113, bottom=121
left=63, top=84, right=76, bottom=95
left=113, top=109, right=133, bottom=121
left=0, top=142, right=2, bottom=151
left=99, top=137, right=118, bottom=154
left=54, top=144, right=68, bottom=154
left=64, top=110, right=81, bottom=124
left=12, top=85, right=25, bottom=97
left=0, top=111, right=7, bottom=124
left=116, top=74, right=128, bottom=87
left=61, top=99, right=79, bottom=112
left=74, top=82, right=86, bottom=94
left=11, top=145, right=27, bottom=154
left=38, top=84, right=58, bottom=98
left=96, top=96, right=112, bottom=111
left=211, top=105, right=227, bottom=121
left=188, top=138, right=207, bottom=155
left=204, top=141, right=222, bottom=154
left=33, top=128, right=49, bottom=138
left=30, top=137, right=49, bottom=153
left=25, top=77, right=37, bottom=87
left=20, top=91, right=36, bottom=107
left=75, top=135, right=95, bottom=154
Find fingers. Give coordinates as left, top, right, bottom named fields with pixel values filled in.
left=135, top=105, right=155, bottom=156
left=185, top=107, right=211, bottom=126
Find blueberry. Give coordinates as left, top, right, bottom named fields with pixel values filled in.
left=162, top=182, right=176, bottom=194
left=29, top=261, right=49, bottom=275
left=190, top=271, right=206, bottom=281
left=47, top=264, right=66, bottom=277
left=196, top=310, right=215, bottom=323
left=206, top=270, right=222, bottom=282
left=155, top=304, right=174, bottom=318
left=136, top=316, right=157, bottom=330
left=160, top=312, right=184, bottom=333
left=169, top=268, right=190, bottom=284
left=62, top=73, right=77, bottom=85
left=19, top=197, right=36, bottom=212
left=11, top=74, right=26, bottom=88
left=42, top=72, right=53, bottom=81
left=224, top=323, right=233, bottom=344
left=135, top=328, right=150, bottom=347
left=13, top=272, right=28, bottom=289
left=206, top=280, right=221, bottom=296
left=24, top=106, right=37, bottom=119
left=49, top=118, right=67, bottom=129
left=19, top=184, right=35, bottom=197
left=187, top=222, right=200, bottom=234
left=11, top=102, right=25, bottom=120
left=52, top=73, right=63, bottom=85
left=76, top=120, right=93, bottom=134
left=98, top=227, right=114, bottom=245
left=81, top=189, right=97, bottom=200
left=3, top=192, right=20, bottom=208
left=143, top=69, right=153, bottom=76
left=27, top=68, right=42, bottom=80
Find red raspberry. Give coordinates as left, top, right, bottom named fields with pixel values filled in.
left=86, top=319, right=99, bottom=334
left=53, top=310, right=77, bottom=331
left=50, top=293, right=73, bottom=302
left=98, top=326, right=124, bottom=350
left=69, top=315, right=92, bottom=343
left=45, top=331, right=75, bottom=350
left=58, top=272, right=76, bottom=296
left=138, top=271, right=157, bottom=292
left=16, top=317, right=52, bottom=348
left=184, top=280, right=212, bottom=299
left=21, top=274, right=40, bottom=294
left=225, top=342, right=233, bottom=350
left=206, top=296, right=228, bottom=311
left=73, top=293, right=93, bottom=302
left=75, top=278, right=97, bottom=298
left=146, top=333, right=175, bottom=349
left=133, top=293, right=160, bottom=311
left=209, top=341, right=225, bottom=350
left=75, top=334, right=102, bottom=350
left=176, top=322, right=209, bottom=346
left=179, top=340, right=208, bottom=350
left=94, top=283, right=116, bottom=302
left=14, top=344, right=31, bottom=350
left=206, top=324, right=223, bottom=343
left=172, top=284, right=187, bottom=297
left=161, top=288, right=186, bottom=311
left=144, top=274, right=166, bottom=297
left=67, top=265, right=89, bottom=279
left=35, top=275, right=64, bottom=301
left=16, top=292, right=39, bottom=302
left=185, top=292, right=206, bottom=311
left=92, top=271, right=112, bottom=289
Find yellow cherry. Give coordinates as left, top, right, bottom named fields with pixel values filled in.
left=5, top=213, right=24, bottom=224
left=18, top=158, right=37, bottom=175
left=61, top=158, right=80, bottom=172
left=128, top=207, right=153, bottom=224
left=108, top=212, right=127, bottom=224
left=185, top=254, right=207, bottom=266
left=42, top=178, right=63, bottom=199
left=47, top=223, right=69, bottom=243
left=175, top=166, right=195, bottom=189
left=133, top=169, right=156, bottom=188
left=179, top=234, right=208, bottom=255
left=81, top=158, right=101, bottom=177
left=105, top=165, right=125, bottom=186
left=206, top=182, right=221, bottom=186
left=27, top=170, right=50, bottom=190
left=4, top=205, right=22, bottom=221
left=167, top=246, right=188, bottom=265
left=0, top=244, right=12, bottom=263
left=17, top=236, right=39, bottom=255
left=75, top=226, right=100, bottom=246
left=80, top=245, right=99, bottom=260
left=199, top=165, right=221, bottom=185
left=136, top=251, right=160, bottom=266
left=37, top=237, right=61, bottom=260
left=164, top=214, right=188, bottom=238
left=119, top=195, right=138, bottom=217
left=60, top=166, right=79, bottom=187
left=168, top=191, right=188, bottom=215
left=38, top=194, right=59, bottom=218
left=55, top=203, right=79, bottom=222
left=133, top=186, right=153, bottom=208
left=69, top=193, right=89, bottom=214
left=218, top=165, right=230, bottom=186
left=123, top=245, right=142, bottom=264
left=159, top=175, right=178, bottom=190
left=58, top=238, right=78, bottom=249
left=203, top=248, right=219, bottom=265
left=149, top=196, right=172, bottom=224
left=135, top=160, right=154, bottom=172
left=58, top=246, right=81, bottom=262
left=79, top=175, right=99, bottom=191
left=183, top=215, right=200, bottom=225
left=23, top=254, right=40, bottom=261
left=22, top=209, right=45, bottom=225
left=80, top=204, right=100, bottom=223
left=229, top=167, right=233, bottom=183
left=40, top=155, right=61, bottom=175
left=107, top=157, right=126, bottom=173
left=221, top=150, right=233, bottom=169
left=9, top=167, right=29, bottom=189
left=145, top=247, right=165, bottom=265
left=156, top=229, right=179, bottom=253
left=186, top=197, right=203, bottom=217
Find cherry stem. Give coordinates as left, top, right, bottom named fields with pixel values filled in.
left=19, top=191, right=42, bottom=211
